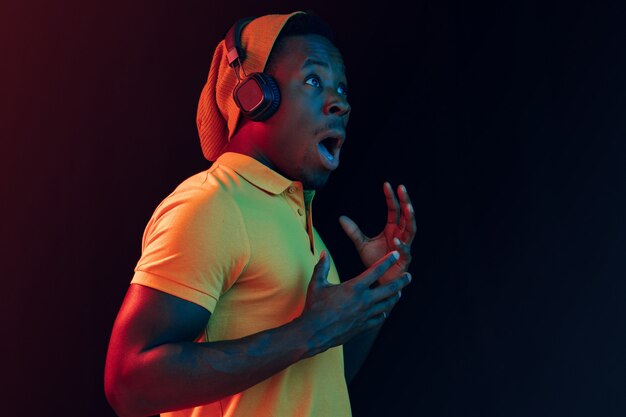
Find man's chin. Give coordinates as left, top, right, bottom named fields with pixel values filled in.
left=302, top=172, right=331, bottom=191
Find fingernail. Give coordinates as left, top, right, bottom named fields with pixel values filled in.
left=392, top=251, right=400, bottom=260
left=398, top=290, right=402, bottom=298
left=401, top=185, right=407, bottom=193
left=408, top=204, right=414, bottom=213
left=393, top=237, right=401, bottom=246
left=406, top=272, right=412, bottom=282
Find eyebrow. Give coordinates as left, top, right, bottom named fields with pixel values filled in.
left=301, top=58, right=346, bottom=73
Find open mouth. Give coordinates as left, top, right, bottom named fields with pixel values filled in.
left=317, top=135, right=343, bottom=171
left=318, top=137, right=340, bottom=161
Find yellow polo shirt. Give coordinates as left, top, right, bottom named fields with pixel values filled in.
left=131, top=152, right=351, bottom=417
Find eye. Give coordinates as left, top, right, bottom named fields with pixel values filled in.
left=305, top=75, right=321, bottom=88
left=337, top=83, right=348, bottom=97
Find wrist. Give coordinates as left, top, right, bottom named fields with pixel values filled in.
left=289, top=314, right=329, bottom=359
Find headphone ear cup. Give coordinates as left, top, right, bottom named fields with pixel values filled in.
left=255, top=74, right=280, bottom=121
left=233, top=72, right=281, bottom=121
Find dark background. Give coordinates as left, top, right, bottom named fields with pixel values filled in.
left=2, top=1, right=625, bottom=416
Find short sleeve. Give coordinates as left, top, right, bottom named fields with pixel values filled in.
left=131, top=183, right=250, bottom=313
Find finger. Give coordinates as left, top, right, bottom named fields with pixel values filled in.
left=339, top=215, right=367, bottom=245
left=369, top=290, right=403, bottom=318
left=384, top=182, right=401, bottom=225
left=363, top=314, right=387, bottom=330
left=398, top=185, right=417, bottom=244
left=393, top=237, right=411, bottom=258
left=397, top=184, right=407, bottom=230
left=310, top=250, right=331, bottom=289
left=398, top=184, right=413, bottom=207
left=363, top=293, right=406, bottom=328
left=371, top=272, right=412, bottom=303
left=357, top=250, right=400, bottom=288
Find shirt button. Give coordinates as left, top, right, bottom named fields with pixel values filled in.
left=297, top=208, right=304, bottom=216
left=288, top=186, right=296, bottom=194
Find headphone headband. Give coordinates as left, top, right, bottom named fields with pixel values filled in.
left=224, top=17, right=255, bottom=67
left=223, top=15, right=282, bottom=122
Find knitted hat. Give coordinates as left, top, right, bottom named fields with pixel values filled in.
left=196, top=11, right=305, bottom=161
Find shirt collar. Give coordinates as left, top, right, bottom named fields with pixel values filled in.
left=214, top=152, right=308, bottom=196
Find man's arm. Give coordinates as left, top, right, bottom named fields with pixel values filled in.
left=343, top=324, right=383, bottom=384
left=105, top=251, right=410, bottom=417
left=105, top=284, right=311, bottom=417
left=339, top=183, right=417, bottom=383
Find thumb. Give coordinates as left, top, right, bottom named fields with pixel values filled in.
left=310, top=250, right=331, bottom=289
left=339, top=215, right=366, bottom=246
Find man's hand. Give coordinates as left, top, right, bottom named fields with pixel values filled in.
left=299, top=250, right=412, bottom=357
left=339, top=182, right=416, bottom=284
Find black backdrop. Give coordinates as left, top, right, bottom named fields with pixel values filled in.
left=2, top=1, right=626, bottom=416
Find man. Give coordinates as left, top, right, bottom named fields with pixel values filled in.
left=105, top=11, right=416, bottom=417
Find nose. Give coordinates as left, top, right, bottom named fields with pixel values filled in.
left=324, top=91, right=351, bottom=117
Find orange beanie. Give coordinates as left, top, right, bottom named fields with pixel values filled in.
left=196, top=11, right=305, bottom=161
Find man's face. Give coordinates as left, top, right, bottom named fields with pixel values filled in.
left=257, top=34, right=351, bottom=190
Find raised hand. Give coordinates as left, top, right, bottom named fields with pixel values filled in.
left=299, top=250, right=412, bottom=357
left=339, top=182, right=416, bottom=284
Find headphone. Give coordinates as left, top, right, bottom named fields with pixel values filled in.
left=224, top=17, right=281, bottom=122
